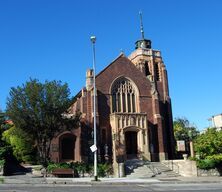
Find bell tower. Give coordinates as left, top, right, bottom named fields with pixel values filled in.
left=128, top=12, right=168, bottom=100
left=128, top=12, right=175, bottom=161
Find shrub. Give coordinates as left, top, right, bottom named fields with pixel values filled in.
left=98, top=163, right=112, bottom=177
left=196, top=159, right=217, bottom=170
left=47, top=162, right=112, bottom=177
left=207, top=154, right=222, bottom=162
left=0, top=146, right=12, bottom=162
left=72, top=162, right=87, bottom=177
left=0, top=160, right=5, bottom=167
left=0, top=177, right=4, bottom=183
left=2, top=126, right=37, bottom=163
left=194, top=128, right=222, bottom=159
left=47, top=162, right=70, bottom=172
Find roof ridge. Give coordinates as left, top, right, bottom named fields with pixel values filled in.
left=95, top=53, right=126, bottom=78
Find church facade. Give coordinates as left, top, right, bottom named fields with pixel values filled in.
left=50, top=37, right=175, bottom=175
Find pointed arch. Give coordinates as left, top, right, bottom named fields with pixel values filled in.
left=59, top=133, right=76, bottom=161
left=110, top=76, right=140, bottom=113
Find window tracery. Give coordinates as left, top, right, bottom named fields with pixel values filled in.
left=111, top=78, right=138, bottom=113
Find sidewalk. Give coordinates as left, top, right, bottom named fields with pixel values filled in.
left=2, top=173, right=222, bottom=185
left=45, top=176, right=222, bottom=185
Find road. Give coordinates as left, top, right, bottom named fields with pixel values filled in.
left=1, top=183, right=222, bottom=192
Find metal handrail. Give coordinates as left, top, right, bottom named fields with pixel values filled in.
left=147, top=164, right=161, bottom=177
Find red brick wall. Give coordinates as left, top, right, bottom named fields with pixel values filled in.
left=50, top=54, right=175, bottom=163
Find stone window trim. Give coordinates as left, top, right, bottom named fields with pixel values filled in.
left=109, top=76, right=140, bottom=113
left=122, top=126, right=145, bottom=133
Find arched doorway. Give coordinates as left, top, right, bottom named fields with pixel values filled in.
left=60, top=134, right=76, bottom=161
left=125, top=131, right=138, bottom=159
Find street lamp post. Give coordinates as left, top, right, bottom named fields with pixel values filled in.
left=90, top=36, right=98, bottom=181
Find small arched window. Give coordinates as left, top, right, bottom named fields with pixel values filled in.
left=111, top=77, right=138, bottom=113
left=144, top=61, right=150, bottom=77
left=154, top=62, right=161, bottom=81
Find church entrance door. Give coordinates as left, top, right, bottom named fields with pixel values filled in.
left=125, top=131, right=138, bottom=159
left=60, top=134, right=76, bottom=160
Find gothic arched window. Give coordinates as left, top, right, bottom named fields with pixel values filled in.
left=111, top=78, right=139, bottom=113
left=154, top=62, right=161, bottom=81
left=144, top=61, right=150, bottom=77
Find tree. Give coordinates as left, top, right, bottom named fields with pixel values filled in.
left=173, top=117, right=199, bottom=158
left=2, top=125, right=37, bottom=163
left=0, top=110, right=4, bottom=125
left=0, top=111, right=6, bottom=157
left=0, top=111, right=13, bottom=170
left=174, top=117, right=199, bottom=141
left=6, top=79, right=80, bottom=166
left=0, top=110, right=9, bottom=132
left=195, top=128, right=222, bottom=159
left=0, top=111, right=9, bottom=146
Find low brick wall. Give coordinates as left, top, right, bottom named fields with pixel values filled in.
left=163, top=159, right=222, bottom=177
left=162, top=159, right=197, bottom=177
left=197, top=168, right=221, bottom=176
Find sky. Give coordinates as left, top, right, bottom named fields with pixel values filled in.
left=0, top=0, right=222, bottom=130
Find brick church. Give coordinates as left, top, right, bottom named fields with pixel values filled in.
left=50, top=30, right=175, bottom=175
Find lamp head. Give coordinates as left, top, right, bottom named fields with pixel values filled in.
left=90, top=36, right=96, bottom=43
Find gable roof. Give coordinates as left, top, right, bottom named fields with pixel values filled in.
left=95, top=53, right=125, bottom=78
left=95, top=53, right=151, bottom=96
left=72, top=52, right=151, bottom=101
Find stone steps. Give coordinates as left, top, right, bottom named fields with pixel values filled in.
left=125, top=159, right=180, bottom=178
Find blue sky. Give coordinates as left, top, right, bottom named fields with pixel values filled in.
left=0, top=0, right=221, bottom=130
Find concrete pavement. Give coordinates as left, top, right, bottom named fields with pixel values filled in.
left=1, top=173, right=222, bottom=185
left=43, top=176, right=222, bottom=185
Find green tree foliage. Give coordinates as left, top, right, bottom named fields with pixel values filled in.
left=0, top=111, right=8, bottom=147
left=2, top=126, right=36, bottom=163
left=0, top=111, right=4, bottom=125
left=0, top=111, right=10, bottom=133
left=174, top=117, right=199, bottom=141
left=194, top=128, right=222, bottom=159
left=0, top=111, right=12, bottom=167
left=0, top=112, right=4, bottom=139
left=0, top=111, right=6, bottom=161
left=194, top=128, right=222, bottom=169
left=6, top=79, right=80, bottom=166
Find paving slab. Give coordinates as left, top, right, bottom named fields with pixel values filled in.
left=1, top=173, right=222, bottom=185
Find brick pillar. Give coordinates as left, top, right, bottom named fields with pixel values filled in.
left=166, top=98, right=175, bottom=159
left=162, top=64, right=175, bottom=159
left=152, top=97, right=168, bottom=161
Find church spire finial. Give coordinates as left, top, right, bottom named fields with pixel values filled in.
left=139, top=11, right=145, bottom=39
left=135, top=11, right=152, bottom=49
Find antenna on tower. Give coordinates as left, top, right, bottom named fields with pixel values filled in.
left=139, top=11, right=145, bottom=39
